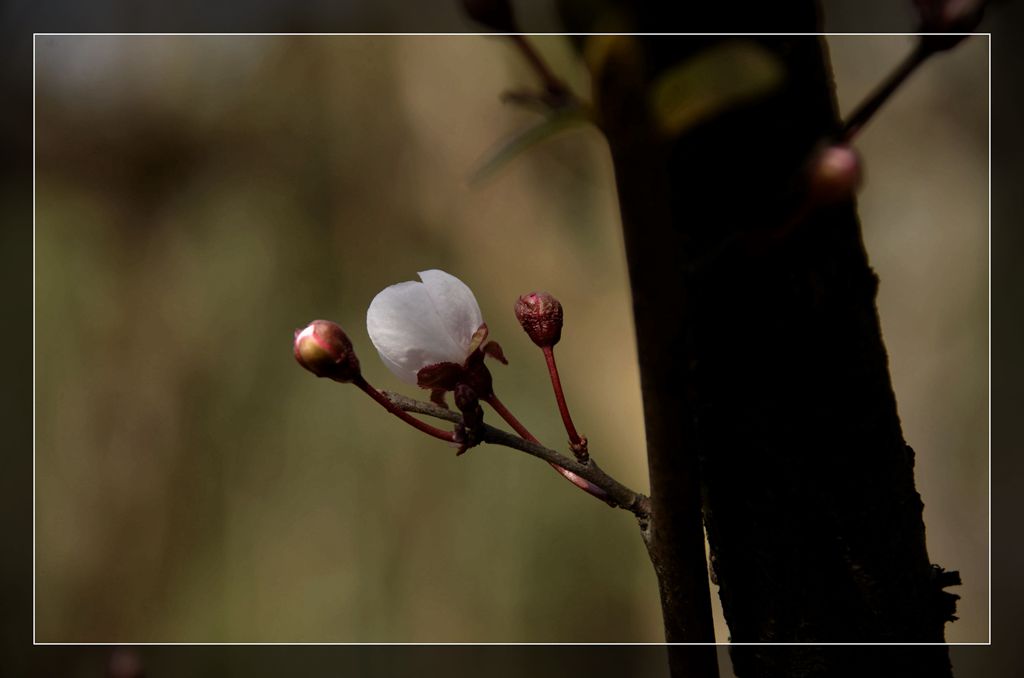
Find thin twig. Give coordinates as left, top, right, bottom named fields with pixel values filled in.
left=483, top=391, right=609, bottom=502
left=840, top=40, right=930, bottom=142
left=542, top=345, right=588, bottom=461
left=686, top=37, right=950, bottom=274
left=355, top=376, right=456, bottom=443
left=509, top=35, right=569, bottom=99
left=501, top=35, right=582, bottom=112
left=382, top=391, right=651, bottom=523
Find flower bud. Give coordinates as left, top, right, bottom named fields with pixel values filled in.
left=293, top=319, right=361, bottom=383
left=807, top=144, right=862, bottom=205
left=515, top=291, right=563, bottom=348
left=461, top=0, right=517, bottom=32
left=915, top=0, right=985, bottom=52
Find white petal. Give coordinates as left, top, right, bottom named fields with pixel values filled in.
left=417, top=269, right=484, bottom=354
left=366, top=280, right=468, bottom=384
left=375, top=347, right=419, bottom=385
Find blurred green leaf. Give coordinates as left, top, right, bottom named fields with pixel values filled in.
left=650, top=41, right=784, bottom=136
left=469, top=105, right=591, bottom=186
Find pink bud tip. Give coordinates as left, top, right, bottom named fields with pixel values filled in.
left=293, top=319, right=361, bottom=383
left=514, top=291, right=564, bottom=348
left=915, top=0, right=984, bottom=50
left=808, top=145, right=863, bottom=205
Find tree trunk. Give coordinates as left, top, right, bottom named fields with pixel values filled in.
left=565, top=3, right=961, bottom=676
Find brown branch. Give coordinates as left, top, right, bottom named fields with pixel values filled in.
left=382, top=391, right=652, bottom=523
left=582, top=21, right=959, bottom=675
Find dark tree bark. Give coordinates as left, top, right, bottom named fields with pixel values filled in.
left=563, top=3, right=961, bottom=676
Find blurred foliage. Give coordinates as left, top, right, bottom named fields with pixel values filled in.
left=469, top=104, right=591, bottom=185
left=34, top=34, right=987, bottom=643
left=649, top=40, right=783, bottom=136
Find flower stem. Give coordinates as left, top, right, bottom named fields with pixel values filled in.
left=482, top=392, right=537, bottom=442
left=384, top=391, right=650, bottom=520
left=542, top=346, right=588, bottom=461
left=483, top=392, right=610, bottom=503
left=354, top=376, right=457, bottom=443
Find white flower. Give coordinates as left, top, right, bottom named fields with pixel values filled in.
left=366, top=269, right=486, bottom=384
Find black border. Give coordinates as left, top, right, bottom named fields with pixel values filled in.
left=5, top=1, right=1021, bottom=675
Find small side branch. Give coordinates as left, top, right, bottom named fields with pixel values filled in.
left=383, top=391, right=652, bottom=523
left=839, top=41, right=929, bottom=142
left=507, top=35, right=575, bottom=108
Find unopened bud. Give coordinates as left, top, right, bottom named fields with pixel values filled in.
left=514, top=291, right=563, bottom=348
left=461, top=0, right=518, bottom=32
left=293, top=319, right=361, bottom=383
left=915, top=0, right=985, bottom=52
left=807, top=145, right=862, bottom=205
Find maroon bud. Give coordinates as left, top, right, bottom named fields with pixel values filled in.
left=461, top=0, right=518, bottom=32
left=807, top=145, right=862, bottom=205
left=293, top=320, right=361, bottom=383
left=514, top=291, right=563, bottom=348
left=915, top=0, right=985, bottom=52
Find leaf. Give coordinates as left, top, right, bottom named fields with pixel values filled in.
left=468, top=105, right=591, bottom=186
left=650, top=41, right=784, bottom=137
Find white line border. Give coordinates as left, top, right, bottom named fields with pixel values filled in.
left=32, top=31, right=38, bottom=647
left=31, top=30, right=993, bottom=648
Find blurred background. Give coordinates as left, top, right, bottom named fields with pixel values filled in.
left=33, top=33, right=987, bottom=646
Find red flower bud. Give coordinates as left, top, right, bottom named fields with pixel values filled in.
left=915, top=0, right=985, bottom=52
left=514, top=291, right=563, bottom=348
left=293, top=320, right=361, bottom=383
left=807, top=145, right=862, bottom=205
